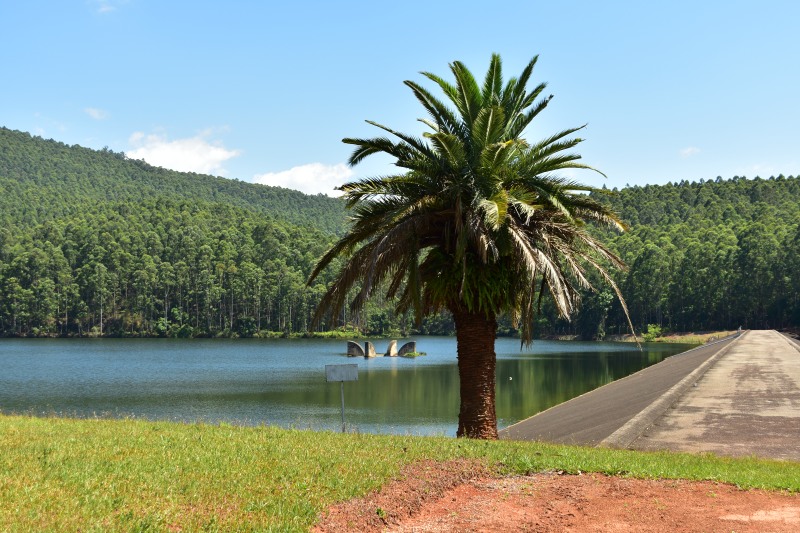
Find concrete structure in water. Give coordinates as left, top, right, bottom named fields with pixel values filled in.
left=385, top=340, right=398, bottom=357
left=345, top=340, right=417, bottom=358
left=364, top=341, right=377, bottom=358
left=346, top=341, right=364, bottom=357
left=397, top=341, right=417, bottom=356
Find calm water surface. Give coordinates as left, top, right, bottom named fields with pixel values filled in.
left=0, top=337, right=692, bottom=436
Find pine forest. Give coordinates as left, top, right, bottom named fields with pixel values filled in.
left=1, top=127, right=798, bottom=338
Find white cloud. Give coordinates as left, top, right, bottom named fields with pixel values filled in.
left=90, top=0, right=126, bottom=14
left=84, top=107, right=108, bottom=120
left=739, top=163, right=777, bottom=177
left=31, top=112, right=67, bottom=135
left=126, top=131, right=242, bottom=176
left=679, top=146, right=701, bottom=158
left=253, top=163, right=353, bottom=196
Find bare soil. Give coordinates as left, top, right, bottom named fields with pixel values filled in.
left=314, top=460, right=800, bottom=532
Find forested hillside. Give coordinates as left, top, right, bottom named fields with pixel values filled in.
left=0, top=128, right=345, bottom=235
left=0, top=128, right=353, bottom=337
left=0, top=127, right=798, bottom=337
left=584, top=176, right=800, bottom=336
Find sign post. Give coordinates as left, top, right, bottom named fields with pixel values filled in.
left=325, top=364, right=358, bottom=433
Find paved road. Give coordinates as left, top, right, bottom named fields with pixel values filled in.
left=499, top=335, right=739, bottom=445
left=631, top=330, right=800, bottom=461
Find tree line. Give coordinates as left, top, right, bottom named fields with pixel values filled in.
left=594, top=175, right=800, bottom=335
left=0, top=128, right=352, bottom=337
left=0, top=128, right=798, bottom=337
left=1, top=199, right=344, bottom=336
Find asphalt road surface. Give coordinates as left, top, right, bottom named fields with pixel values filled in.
left=630, top=329, right=800, bottom=461
left=500, top=335, right=740, bottom=446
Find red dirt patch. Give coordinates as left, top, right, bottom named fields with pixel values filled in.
left=314, top=460, right=800, bottom=532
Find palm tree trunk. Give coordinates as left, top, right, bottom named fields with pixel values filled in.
left=453, top=309, right=498, bottom=439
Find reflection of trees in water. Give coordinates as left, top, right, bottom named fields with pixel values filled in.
left=2, top=338, right=690, bottom=434
left=494, top=347, right=683, bottom=423
left=300, top=345, right=689, bottom=430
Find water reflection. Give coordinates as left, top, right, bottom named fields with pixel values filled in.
left=0, top=338, right=692, bottom=436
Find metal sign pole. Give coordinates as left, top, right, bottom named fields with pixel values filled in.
left=340, top=381, right=346, bottom=433
left=325, top=364, right=358, bottom=434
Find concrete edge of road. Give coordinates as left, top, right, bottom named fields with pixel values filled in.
left=500, top=332, right=742, bottom=439
left=598, top=331, right=746, bottom=450
left=780, top=332, right=800, bottom=352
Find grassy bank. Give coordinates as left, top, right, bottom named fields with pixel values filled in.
left=652, top=330, right=739, bottom=344
left=606, top=330, right=739, bottom=344
left=1, top=415, right=798, bottom=532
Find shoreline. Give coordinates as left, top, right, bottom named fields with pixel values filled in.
left=0, top=329, right=737, bottom=342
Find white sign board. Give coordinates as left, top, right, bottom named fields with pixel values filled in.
left=325, top=364, right=358, bottom=382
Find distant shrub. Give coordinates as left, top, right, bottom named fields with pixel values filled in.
left=642, top=324, right=663, bottom=342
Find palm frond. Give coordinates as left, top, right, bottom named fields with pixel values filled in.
left=507, top=55, right=539, bottom=106
left=508, top=92, right=552, bottom=137
left=343, top=136, right=415, bottom=166
left=528, top=125, right=587, bottom=154
left=482, top=53, right=503, bottom=103
left=472, top=106, right=506, bottom=150
left=405, top=80, right=463, bottom=135
left=426, top=131, right=466, bottom=168
left=478, top=189, right=508, bottom=231
left=421, top=71, right=464, bottom=118
left=582, top=254, right=640, bottom=348
left=363, top=120, right=435, bottom=160
left=449, top=61, right=484, bottom=126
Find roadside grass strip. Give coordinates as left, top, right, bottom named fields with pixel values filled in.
left=1, top=415, right=798, bottom=531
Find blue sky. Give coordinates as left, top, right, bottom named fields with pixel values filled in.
left=2, top=1, right=798, bottom=195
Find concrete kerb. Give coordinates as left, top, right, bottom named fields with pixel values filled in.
left=598, top=331, right=746, bottom=450
left=780, top=332, right=800, bottom=352
left=500, top=333, right=741, bottom=440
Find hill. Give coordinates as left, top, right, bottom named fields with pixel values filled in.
left=577, top=175, right=800, bottom=337
left=0, top=127, right=345, bottom=235
left=0, top=127, right=350, bottom=337
left=1, top=126, right=798, bottom=337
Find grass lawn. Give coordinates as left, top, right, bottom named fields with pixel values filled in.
left=653, top=330, right=740, bottom=343
left=1, top=415, right=798, bottom=531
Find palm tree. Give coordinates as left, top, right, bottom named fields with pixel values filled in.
left=308, top=54, right=632, bottom=439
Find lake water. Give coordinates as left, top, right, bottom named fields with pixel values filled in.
left=0, top=337, right=692, bottom=436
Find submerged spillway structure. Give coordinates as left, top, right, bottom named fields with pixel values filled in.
left=346, top=340, right=417, bottom=358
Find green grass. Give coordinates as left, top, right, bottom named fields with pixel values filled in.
left=1, top=415, right=798, bottom=532
left=609, top=330, right=738, bottom=344
left=653, top=330, right=739, bottom=344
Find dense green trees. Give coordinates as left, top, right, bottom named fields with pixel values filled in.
left=0, top=198, right=342, bottom=337
left=0, top=128, right=345, bottom=235
left=590, top=176, right=800, bottom=334
left=1, top=127, right=798, bottom=339
left=0, top=128, right=346, bottom=337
